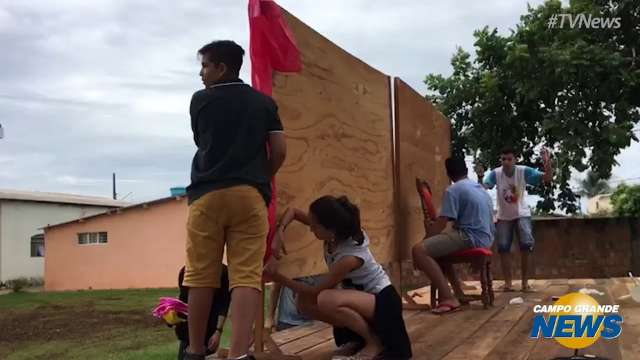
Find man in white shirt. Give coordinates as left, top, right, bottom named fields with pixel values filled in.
left=483, top=146, right=553, bottom=292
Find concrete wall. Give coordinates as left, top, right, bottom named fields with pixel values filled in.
left=402, top=217, right=640, bottom=289
left=0, top=200, right=113, bottom=282
left=45, top=198, right=187, bottom=291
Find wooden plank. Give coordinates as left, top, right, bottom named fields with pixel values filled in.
left=442, top=304, right=529, bottom=360
left=482, top=281, right=568, bottom=360
left=617, top=279, right=640, bottom=358
left=272, top=322, right=330, bottom=346
left=407, top=292, right=512, bottom=359
left=402, top=309, right=421, bottom=321
left=273, top=9, right=396, bottom=279
left=525, top=280, right=600, bottom=360
left=524, top=281, right=620, bottom=360
left=298, top=340, right=335, bottom=360
left=441, top=281, right=552, bottom=360
left=394, top=78, right=451, bottom=260
left=253, top=354, right=302, bottom=360
left=280, top=327, right=335, bottom=355
left=577, top=279, right=622, bottom=360
left=264, top=333, right=284, bottom=355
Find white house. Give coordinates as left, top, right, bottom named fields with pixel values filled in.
left=0, top=189, right=128, bottom=282
left=587, top=194, right=613, bottom=215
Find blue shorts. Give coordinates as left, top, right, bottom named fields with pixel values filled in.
left=496, top=217, right=534, bottom=253
left=277, top=275, right=323, bottom=327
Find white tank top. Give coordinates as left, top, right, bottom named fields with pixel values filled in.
left=495, top=165, right=531, bottom=220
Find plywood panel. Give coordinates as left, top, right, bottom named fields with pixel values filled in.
left=272, top=10, right=395, bottom=278
left=394, top=78, right=451, bottom=259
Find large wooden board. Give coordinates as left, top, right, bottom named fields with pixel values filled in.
left=272, top=10, right=395, bottom=278
left=394, top=78, right=451, bottom=259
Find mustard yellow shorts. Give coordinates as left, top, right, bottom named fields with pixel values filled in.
left=183, top=185, right=268, bottom=291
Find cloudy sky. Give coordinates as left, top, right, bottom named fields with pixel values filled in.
left=1, top=0, right=638, bottom=204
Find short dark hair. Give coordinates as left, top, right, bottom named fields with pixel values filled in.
left=309, top=195, right=364, bottom=245
left=198, top=40, right=245, bottom=75
left=500, top=146, right=517, bottom=156
left=445, top=157, right=468, bottom=180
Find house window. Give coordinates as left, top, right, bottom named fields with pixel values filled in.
left=78, top=232, right=108, bottom=245
left=30, top=234, right=45, bottom=257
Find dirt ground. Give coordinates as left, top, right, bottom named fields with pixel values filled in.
left=1, top=303, right=161, bottom=344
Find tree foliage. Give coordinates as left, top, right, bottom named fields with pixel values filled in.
left=578, top=170, right=611, bottom=198
left=611, top=183, right=640, bottom=217
left=425, top=0, right=640, bottom=213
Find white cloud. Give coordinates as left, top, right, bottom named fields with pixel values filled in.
left=0, top=0, right=637, bottom=204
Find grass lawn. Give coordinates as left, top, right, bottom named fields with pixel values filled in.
left=0, top=288, right=233, bottom=360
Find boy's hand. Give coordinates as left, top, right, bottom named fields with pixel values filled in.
left=208, top=330, right=221, bottom=352
left=540, top=147, right=554, bottom=183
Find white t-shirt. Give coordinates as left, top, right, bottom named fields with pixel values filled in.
left=324, top=231, right=391, bottom=294
left=485, top=165, right=548, bottom=220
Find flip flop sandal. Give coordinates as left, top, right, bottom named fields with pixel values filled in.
left=431, top=303, right=462, bottom=315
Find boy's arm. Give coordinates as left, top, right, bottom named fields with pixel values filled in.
left=424, top=188, right=455, bottom=237
left=267, top=101, right=286, bottom=177
left=525, top=148, right=553, bottom=185
left=268, top=132, right=286, bottom=177
left=425, top=216, right=449, bottom=238
left=483, top=170, right=497, bottom=189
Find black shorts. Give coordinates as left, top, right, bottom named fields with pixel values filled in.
left=333, top=285, right=412, bottom=360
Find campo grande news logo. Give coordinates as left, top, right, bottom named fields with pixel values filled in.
left=529, top=292, right=623, bottom=349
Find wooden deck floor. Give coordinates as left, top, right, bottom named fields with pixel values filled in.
left=269, top=278, right=640, bottom=359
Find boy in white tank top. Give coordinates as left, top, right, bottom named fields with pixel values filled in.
left=483, top=147, right=553, bottom=292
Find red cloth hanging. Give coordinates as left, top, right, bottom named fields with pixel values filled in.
left=248, top=0, right=301, bottom=262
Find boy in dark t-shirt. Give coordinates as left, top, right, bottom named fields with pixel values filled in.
left=175, top=266, right=230, bottom=360
left=182, top=40, right=286, bottom=360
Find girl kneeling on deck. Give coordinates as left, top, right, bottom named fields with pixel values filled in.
left=264, top=195, right=412, bottom=360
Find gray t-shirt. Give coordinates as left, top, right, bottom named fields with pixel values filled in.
left=324, top=231, right=391, bottom=294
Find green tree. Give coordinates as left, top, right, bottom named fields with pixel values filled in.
left=578, top=170, right=611, bottom=198
left=611, top=183, right=640, bottom=217
left=425, top=0, right=640, bottom=213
